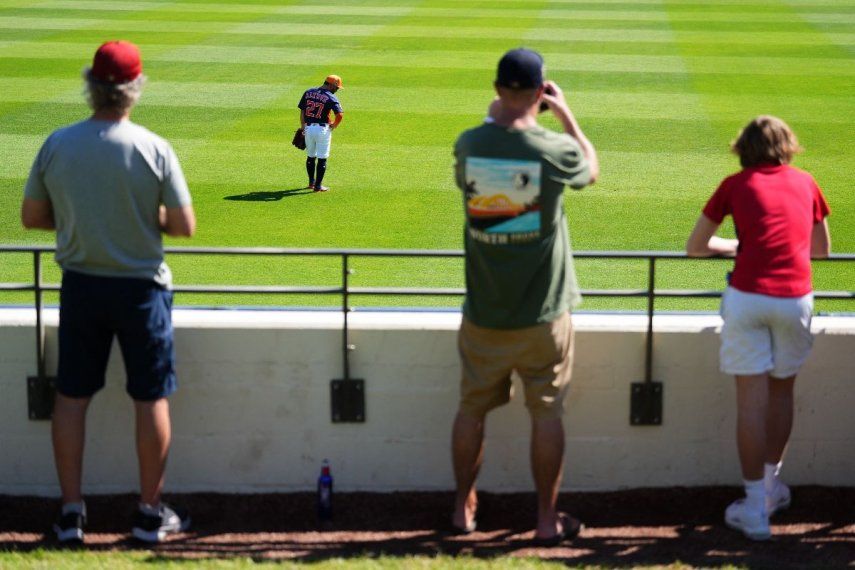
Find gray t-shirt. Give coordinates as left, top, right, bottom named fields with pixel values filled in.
left=24, top=119, right=192, bottom=287
left=454, top=123, right=591, bottom=329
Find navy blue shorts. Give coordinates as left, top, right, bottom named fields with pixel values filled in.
left=58, top=270, right=177, bottom=401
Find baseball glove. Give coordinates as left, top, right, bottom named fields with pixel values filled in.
left=292, top=128, right=306, bottom=150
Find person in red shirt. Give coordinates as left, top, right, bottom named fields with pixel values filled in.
left=686, top=116, right=831, bottom=540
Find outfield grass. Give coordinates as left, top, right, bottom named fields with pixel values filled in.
left=0, top=0, right=852, bottom=312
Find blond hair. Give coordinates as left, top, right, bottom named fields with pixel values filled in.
left=731, top=115, right=802, bottom=168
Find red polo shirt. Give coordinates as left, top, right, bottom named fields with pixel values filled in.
left=703, top=164, right=830, bottom=297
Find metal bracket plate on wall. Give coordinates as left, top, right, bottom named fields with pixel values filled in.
left=629, top=256, right=663, bottom=426
left=630, top=381, right=662, bottom=425
left=331, top=254, right=366, bottom=423
left=330, top=379, right=365, bottom=423
left=27, top=375, right=56, bottom=420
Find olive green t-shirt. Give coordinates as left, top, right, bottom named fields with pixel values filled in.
left=454, top=122, right=591, bottom=329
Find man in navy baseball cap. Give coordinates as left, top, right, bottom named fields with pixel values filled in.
left=450, top=46, right=600, bottom=547
left=495, top=47, right=545, bottom=89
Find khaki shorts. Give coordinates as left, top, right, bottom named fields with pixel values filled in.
left=458, top=312, right=574, bottom=420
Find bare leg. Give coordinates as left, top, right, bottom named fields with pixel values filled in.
left=735, top=374, right=769, bottom=480
left=766, top=375, right=795, bottom=464
left=531, top=416, right=565, bottom=538
left=451, top=411, right=484, bottom=530
left=51, top=394, right=92, bottom=504
left=135, top=398, right=171, bottom=505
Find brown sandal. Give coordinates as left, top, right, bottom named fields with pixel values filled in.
left=532, top=513, right=583, bottom=546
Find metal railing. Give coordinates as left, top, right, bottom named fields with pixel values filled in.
left=2, top=245, right=853, bottom=423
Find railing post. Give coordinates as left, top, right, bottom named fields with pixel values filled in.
left=630, top=255, right=662, bottom=426
left=34, top=251, right=44, bottom=379
left=27, top=249, right=55, bottom=420
left=342, top=253, right=350, bottom=381
left=645, top=256, right=655, bottom=383
left=330, top=252, right=365, bottom=423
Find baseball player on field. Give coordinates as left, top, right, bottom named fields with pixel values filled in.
left=298, top=75, right=344, bottom=192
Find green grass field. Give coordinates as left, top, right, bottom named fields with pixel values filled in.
left=0, top=0, right=852, bottom=312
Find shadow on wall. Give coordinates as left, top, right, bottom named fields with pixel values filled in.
left=1, top=488, right=853, bottom=568
left=224, top=188, right=314, bottom=201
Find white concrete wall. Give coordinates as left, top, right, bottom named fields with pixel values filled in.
left=1, top=308, right=853, bottom=496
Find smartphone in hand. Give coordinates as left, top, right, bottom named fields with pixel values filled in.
left=538, top=84, right=555, bottom=113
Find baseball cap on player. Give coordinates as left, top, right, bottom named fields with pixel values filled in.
left=89, top=41, right=143, bottom=84
left=325, top=74, right=344, bottom=88
left=496, top=48, right=544, bottom=89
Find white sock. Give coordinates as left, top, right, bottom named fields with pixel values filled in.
left=743, top=479, right=766, bottom=512
left=62, top=501, right=86, bottom=516
left=764, top=462, right=782, bottom=492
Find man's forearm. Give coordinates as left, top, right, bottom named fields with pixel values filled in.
left=26, top=219, right=55, bottom=230
left=554, top=105, right=599, bottom=181
left=160, top=204, right=196, bottom=237
left=21, top=198, right=56, bottom=230
left=688, top=236, right=738, bottom=257
left=706, top=236, right=739, bottom=256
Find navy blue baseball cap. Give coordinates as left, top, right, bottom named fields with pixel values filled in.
left=496, top=48, right=544, bottom=89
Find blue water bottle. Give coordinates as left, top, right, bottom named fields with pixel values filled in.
left=317, top=459, right=333, bottom=522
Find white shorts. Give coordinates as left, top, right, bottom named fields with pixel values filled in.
left=719, top=286, right=814, bottom=378
left=305, top=123, right=332, bottom=159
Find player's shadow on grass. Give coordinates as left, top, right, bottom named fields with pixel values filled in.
left=224, top=188, right=313, bottom=201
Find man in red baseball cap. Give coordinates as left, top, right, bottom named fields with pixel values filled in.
left=90, top=40, right=143, bottom=83
left=83, top=40, right=147, bottom=112
left=22, top=40, right=195, bottom=545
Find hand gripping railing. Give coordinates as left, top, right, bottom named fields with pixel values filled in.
left=1, top=245, right=852, bottom=424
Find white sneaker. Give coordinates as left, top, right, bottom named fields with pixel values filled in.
left=767, top=480, right=791, bottom=516
left=131, top=503, right=191, bottom=543
left=53, top=509, right=85, bottom=544
left=725, top=499, right=771, bottom=541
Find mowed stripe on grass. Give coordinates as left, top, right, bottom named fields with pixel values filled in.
left=0, top=0, right=851, bottom=311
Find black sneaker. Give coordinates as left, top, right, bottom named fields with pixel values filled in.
left=131, top=503, right=191, bottom=543
left=53, top=509, right=86, bottom=544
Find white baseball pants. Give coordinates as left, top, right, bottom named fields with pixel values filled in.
left=305, top=124, right=332, bottom=159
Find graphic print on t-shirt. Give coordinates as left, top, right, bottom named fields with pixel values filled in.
left=464, top=157, right=542, bottom=245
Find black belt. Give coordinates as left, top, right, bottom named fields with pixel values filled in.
left=307, top=123, right=329, bottom=127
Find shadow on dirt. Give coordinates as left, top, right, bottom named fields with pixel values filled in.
left=2, top=488, right=853, bottom=569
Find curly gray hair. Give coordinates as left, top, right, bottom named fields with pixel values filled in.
left=83, top=68, right=146, bottom=114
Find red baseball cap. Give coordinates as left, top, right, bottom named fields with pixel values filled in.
left=90, top=41, right=142, bottom=83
